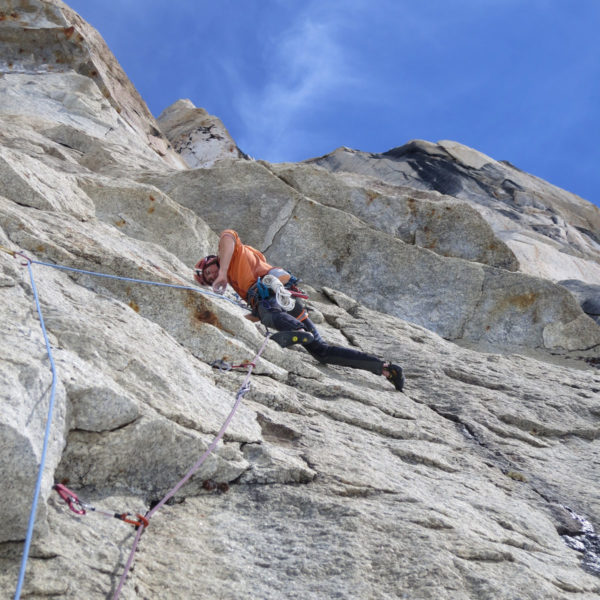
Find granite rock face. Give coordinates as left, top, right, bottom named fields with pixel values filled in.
left=269, top=162, right=520, bottom=271
left=560, top=280, right=600, bottom=325
left=1, top=2, right=600, bottom=599
left=0, top=0, right=185, bottom=174
left=157, top=99, right=247, bottom=168
left=308, top=142, right=600, bottom=286
left=143, top=159, right=600, bottom=351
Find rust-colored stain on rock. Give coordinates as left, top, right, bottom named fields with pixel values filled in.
left=365, top=189, right=378, bottom=205
left=184, top=292, right=225, bottom=331
left=194, top=309, right=220, bottom=327
left=508, top=292, right=537, bottom=310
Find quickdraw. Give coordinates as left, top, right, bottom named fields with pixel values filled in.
left=53, top=484, right=149, bottom=530
left=54, top=483, right=85, bottom=515
left=0, top=244, right=31, bottom=266
left=118, top=513, right=150, bottom=529
left=286, top=275, right=309, bottom=299
left=210, top=359, right=256, bottom=372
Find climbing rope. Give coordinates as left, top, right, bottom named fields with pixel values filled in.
left=28, top=257, right=249, bottom=308
left=0, top=244, right=250, bottom=312
left=261, top=273, right=295, bottom=311
left=10, top=255, right=59, bottom=600
left=0, top=246, right=267, bottom=599
left=111, top=332, right=271, bottom=600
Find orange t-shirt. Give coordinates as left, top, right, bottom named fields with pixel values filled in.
left=222, top=230, right=273, bottom=299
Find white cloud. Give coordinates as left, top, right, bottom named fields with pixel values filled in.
left=233, top=8, right=362, bottom=160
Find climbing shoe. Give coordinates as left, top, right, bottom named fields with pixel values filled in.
left=385, top=362, right=404, bottom=392
left=271, top=330, right=314, bottom=348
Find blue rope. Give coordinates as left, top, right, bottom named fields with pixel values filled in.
left=30, top=259, right=248, bottom=309
left=14, top=258, right=250, bottom=597
left=14, top=262, right=59, bottom=600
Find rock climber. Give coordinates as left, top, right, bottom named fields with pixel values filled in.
left=194, top=229, right=404, bottom=392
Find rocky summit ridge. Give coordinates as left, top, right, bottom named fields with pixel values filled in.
left=1, top=1, right=600, bottom=599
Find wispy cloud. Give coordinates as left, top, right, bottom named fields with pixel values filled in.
left=232, top=6, right=362, bottom=160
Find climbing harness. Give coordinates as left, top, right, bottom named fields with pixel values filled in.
left=54, top=484, right=149, bottom=529
left=255, top=276, right=271, bottom=300
left=248, top=272, right=309, bottom=315
left=0, top=245, right=268, bottom=600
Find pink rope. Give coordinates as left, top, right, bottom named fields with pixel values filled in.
left=111, top=524, right=144, bottom=600
left=111, top=334, right=271, bottom=599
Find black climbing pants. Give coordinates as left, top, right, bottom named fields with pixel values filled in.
left=251, top=292, right=384, bottom=375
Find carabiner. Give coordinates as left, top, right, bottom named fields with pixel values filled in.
left=118, top=513, right=149, bottom=529
left=13, top=251, right=32, bottom=267
left=210, top=359, right=232, bottom=372
left=54, top=483, right=86, bottom=515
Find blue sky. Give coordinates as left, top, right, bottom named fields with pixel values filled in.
left=67, top=0, right=600, bottom=208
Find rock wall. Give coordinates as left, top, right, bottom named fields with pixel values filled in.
left=143, top=158, right=600, bottom=351
left=1, top=2, right=600, bottom=599
left=308, top=142, right=600, bottom=286
left=0, top=0, right=185, bottom=173
left=157, top=99, right=248, bottom=168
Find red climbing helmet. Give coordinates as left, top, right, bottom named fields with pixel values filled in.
left=194, top=255, right=219, bottom=285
